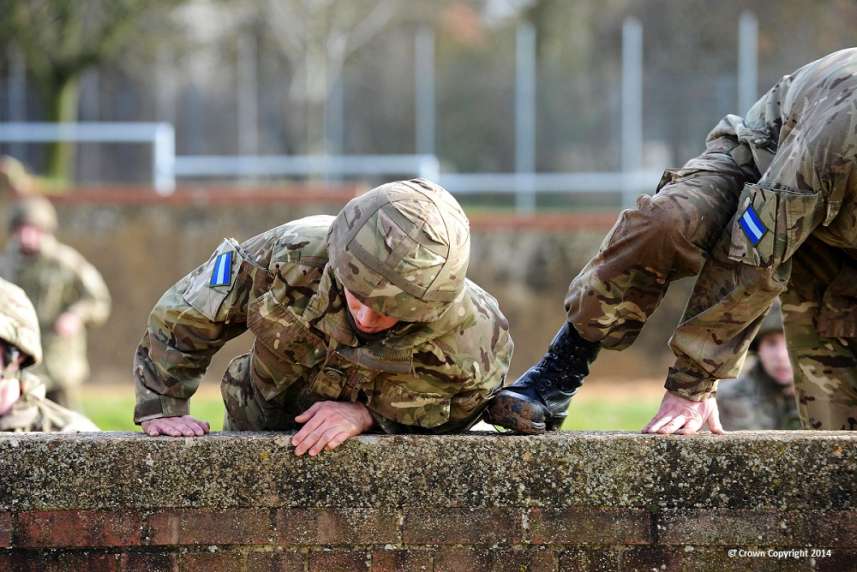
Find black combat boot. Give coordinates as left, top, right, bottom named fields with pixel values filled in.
left=485, top=322, right=600, bottom=434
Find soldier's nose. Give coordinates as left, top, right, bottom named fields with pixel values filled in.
left=357, top=307, right=379, bottom=326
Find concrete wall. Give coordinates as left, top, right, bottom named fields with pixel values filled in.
left=0, top=431, right=855, bottom=570
left=23, top=188, right=693, bottom=386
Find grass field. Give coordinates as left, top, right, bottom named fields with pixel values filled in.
left=81, top=380, right=663, bottom=433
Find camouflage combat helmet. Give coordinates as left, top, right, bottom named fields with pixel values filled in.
left=328, top=178, right=470, bottom=323
left=751, top=301, right=784, bottom=351
left=0, top=278, right=42, bottom=367
left=8, top=196, right=57, bottom=234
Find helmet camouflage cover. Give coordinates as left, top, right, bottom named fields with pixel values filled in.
left=8, top=196, right=57, bottom=234
left=751, top=300, right=784, bottom=351
left=0, top=278, right=42, bottom=367
left=327, top=178, right=470, bottom=323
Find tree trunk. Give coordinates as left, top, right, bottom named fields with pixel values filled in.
left=45, top=74, right=81, bottom=183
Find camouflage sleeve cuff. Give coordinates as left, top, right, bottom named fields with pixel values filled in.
left=664, top=366, right=719, bottom=402
left=367, top=409, right=408, bottom=434
left=133, top=395, right=191, bottom=424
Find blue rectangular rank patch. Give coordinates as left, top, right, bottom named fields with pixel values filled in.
left=210, top=251, right=233, bottom=286
left=739, top=205, right=767, bottom=246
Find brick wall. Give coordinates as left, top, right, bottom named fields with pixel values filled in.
left=0, top=432, right=855, bottom=571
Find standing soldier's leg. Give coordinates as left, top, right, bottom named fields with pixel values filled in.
left=781, top=247, right=857, bottom=430
left=487, top=138, right=756, bottom=433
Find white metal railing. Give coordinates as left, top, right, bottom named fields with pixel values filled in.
left=0, top=122, right=666, bottom=207
left=0, top=122, right=175, bottom=194
left=438, top=170, right=663, bottom=207
left=173, top=154, right=440, bottom=181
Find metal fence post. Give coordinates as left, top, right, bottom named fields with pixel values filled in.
left=415, top=26, right=436, bottom=159
left=7, top=48, right=27, bottom=160
left=738, top=11, right=758, bottom=115
left=621, top=18, right=643, bottom=209
left=154, top=123, right=176, bottom=195
left=515, top=21, right=536, bottom=214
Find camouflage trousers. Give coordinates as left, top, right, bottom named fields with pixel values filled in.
left=220, top=352, right=326, bottom=431
left=781, top=240, right=857, bottom=430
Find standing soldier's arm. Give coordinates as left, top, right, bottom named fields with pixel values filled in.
left=67, top=257, right=111, bottom=328
left=133, top=234, right=272, bottom=430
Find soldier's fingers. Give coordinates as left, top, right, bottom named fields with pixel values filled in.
left=292, top=412, right=327, bottom=447
left=176, top=419, right=204, bottom=437
left=309, top=428, right=341, bottom=457
left=184, top=417, right=209, bottom=434
left=295, top=420, right=334, bottom=456
left=159, top=422, right=184, bottom=437
left=325, top=432, right=351, bottom=451
left=187, top=421, right=206, bottom=436
left=676, top=416, right=703, bottom=435
left=643, top=415, right=672, bottom=434
left=144, top=423, right=162, bottom=437
left=658, top=415, right=687, bottom=434
left=707, top=409, right=725, bottom=434
left=295, top=402, right=324, bottom=423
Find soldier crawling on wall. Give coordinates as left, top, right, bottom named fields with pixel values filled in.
left=488, top=48, right=857, bottom=434
left=0, top=196, right=112, bottom=411
left=133, top=179, right=513, bottom=456
left=717, top=301, right=800, bottom=431
left=0, top=278, right=98, bottom=432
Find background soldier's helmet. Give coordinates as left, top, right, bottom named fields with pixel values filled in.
left=8, top=196, right=57, bottom=234
left=328, top=178, right=470, bottom=323
left=751, top=300, right=784, bottom=351
left=0, top=278, right=42, bottom=367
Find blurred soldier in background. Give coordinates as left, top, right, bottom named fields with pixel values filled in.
left=0, top=278, right=98, bottom=432
left=717, top=302, right=800, bottom=430
left=488, top=48, right=857, bottom=434
left=1, top=196, right=111, bottom=410
left=134, top=179, right=513, bottom=456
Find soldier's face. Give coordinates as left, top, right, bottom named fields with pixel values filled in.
left=343, top=289, right=399, bottom=334
left=757, top=332, right=794, bottom=386
left=12, top=224, right=45, bottom=255
left=0, top=342, right=23, bottom=416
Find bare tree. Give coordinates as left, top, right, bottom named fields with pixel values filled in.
left=0, top=0, right=189, bottom=182
left=262, top=0, right=397, bottom=153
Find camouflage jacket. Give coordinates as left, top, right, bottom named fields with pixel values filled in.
left=0, top=236, right=111, bottom=388
left=133, top=216, right=514, bottom=433
left=0, top=372, right=99, bottom=432
left=716, top=361, right=800, bottom=430
left=666, top=48, right=857, bottom=400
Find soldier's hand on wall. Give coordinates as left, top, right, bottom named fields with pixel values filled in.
left=292, top=401, right=375, bottom=457
left=642, top=391, right=724, bottom=435
left=141, top=415, right=210, bottom=437
left=54, top=312, right=83, bottom=336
